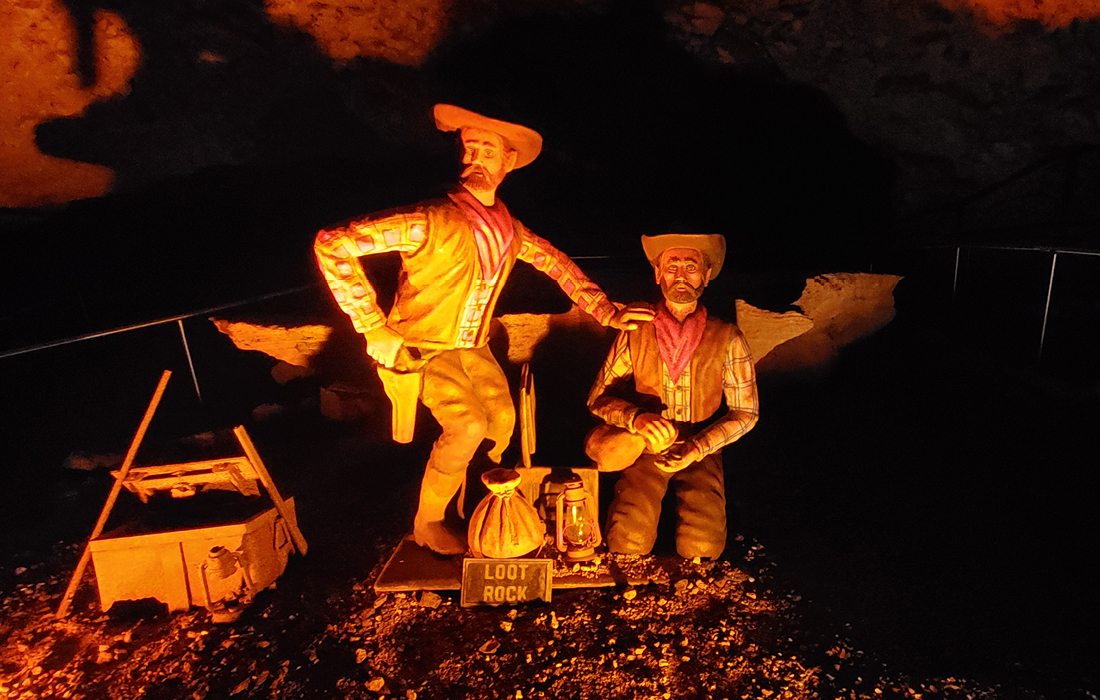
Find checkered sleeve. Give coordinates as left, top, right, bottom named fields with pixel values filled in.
left=517, top=227, right=617, bottom=326
left=587, top=331, right=643, bottom=430
left=689, top=326, right=759, bottom=457
left=314, top=212, right=428, bottom=335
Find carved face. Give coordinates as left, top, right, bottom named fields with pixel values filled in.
left=656, top=247, right=709, bottom=304
left=459, top=128, right=517, bottom=194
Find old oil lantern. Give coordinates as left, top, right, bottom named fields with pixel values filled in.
left=554, top=477, right=602, bottom=561
left=200, top=545, right=255, bottom=623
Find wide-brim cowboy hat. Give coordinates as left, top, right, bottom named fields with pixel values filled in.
left=642, top=234, right=726, bottom=281
left=433, top=103, right=543, bottom=169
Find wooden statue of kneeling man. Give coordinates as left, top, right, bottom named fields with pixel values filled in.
left=585, top=234, right=759, bottom=560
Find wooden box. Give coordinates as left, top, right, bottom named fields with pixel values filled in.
left=88, top=496, right=296, bottom=612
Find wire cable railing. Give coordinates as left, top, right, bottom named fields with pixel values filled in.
left=0, top=283, right=319, bottom=400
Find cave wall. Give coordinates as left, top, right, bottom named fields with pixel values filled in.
left=2, top=0, right=1099, bottom=214
left=2, top=0, right=1099, bottom=350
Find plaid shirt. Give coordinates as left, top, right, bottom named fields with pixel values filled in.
left=588, top=322, right=759, bottom=457
left=315, top=201, right=616, bottom=347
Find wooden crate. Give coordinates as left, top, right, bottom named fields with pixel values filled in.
left=88, top=498, right=296, bottom=612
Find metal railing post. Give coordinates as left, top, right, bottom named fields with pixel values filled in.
left=177, top=319, right=203, bottom=402
left=1038, top=251, right=1058, bottom=362
left=952, top=246, right=961, bottom=299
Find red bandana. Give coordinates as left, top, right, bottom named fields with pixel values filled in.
left=652, top=304, right=707, bottom=383
left=449, top=189, right=515, bottom=280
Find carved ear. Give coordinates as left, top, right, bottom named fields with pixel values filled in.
left=503, top=148, right=518, bottom=173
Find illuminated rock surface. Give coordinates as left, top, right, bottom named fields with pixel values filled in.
left=210, top=318, right=331, bottom=371
left=264, top=0, right=452, bottom=66
left=0, top=1, right=139, bottom=206
left=760, top=272, right=904, bottom=372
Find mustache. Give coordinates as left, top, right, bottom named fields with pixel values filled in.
left=461, top=165, right=489, bottom=179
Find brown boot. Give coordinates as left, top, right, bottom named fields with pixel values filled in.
left=412, top=516, right=467, bottom=555
left=412, top=463, right=467, bottom=555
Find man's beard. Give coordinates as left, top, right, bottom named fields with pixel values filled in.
left=461, top=167, right=496, bottom=192
left=660, top=279, right=704, bottom=304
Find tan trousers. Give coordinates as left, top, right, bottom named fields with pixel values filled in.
left=415, top=345, right=515, bottom=524
left=588, top=425, right=727, bottom=559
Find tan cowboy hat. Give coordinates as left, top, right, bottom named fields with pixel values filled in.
left=642, top=234, right=727, bottom=281
left=433, top=103, right=543, bottom=169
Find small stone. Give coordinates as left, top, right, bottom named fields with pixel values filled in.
left=549, top=612, right=559, bottom=630
left=229, top=678, right=251, bottom=696
left=623, top=589, right=637, bottom=601
left=14, top=567, right=26, bottom=576
left=419, top=591, right=442, bottom=609
left=366, top=677, right=385, bottom=692
left=405, top=691, right=417, bottom=700
left=355, top=648, right=367, bottom=664
left=500, top=621, right=513, bottom=633
left=479, top=639, right=500, bottom=654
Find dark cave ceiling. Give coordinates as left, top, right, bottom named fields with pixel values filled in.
left=2, top=0, right=1099, bottom=251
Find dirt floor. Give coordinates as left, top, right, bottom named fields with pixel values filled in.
left=1, top=283, right=1098, bottom=699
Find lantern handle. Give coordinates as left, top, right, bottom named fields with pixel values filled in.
left=586, top=489, right=602, bottom=549
left=554, top=489, right=567, bottom=553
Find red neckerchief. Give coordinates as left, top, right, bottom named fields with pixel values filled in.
left=448, top=188, right=515, bottom=280
left=652, top=303, right=707, bottom=383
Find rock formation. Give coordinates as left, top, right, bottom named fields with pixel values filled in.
left=212, top=272, right=900, bottom=419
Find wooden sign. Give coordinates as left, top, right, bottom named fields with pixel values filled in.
left=460, top=558, right=553, bottom=607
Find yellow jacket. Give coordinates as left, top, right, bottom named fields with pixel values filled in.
left=316, top=195, right=617, bottom=350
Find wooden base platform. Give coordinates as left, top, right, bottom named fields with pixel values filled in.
left=374, top=536, right=677, bottom=593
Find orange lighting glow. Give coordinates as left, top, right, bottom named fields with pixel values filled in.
left=0, top=1, right=140, bottom=207
left=264, top=0, right=452, bottom=66
left=941, top=0, right=1100, bottom=28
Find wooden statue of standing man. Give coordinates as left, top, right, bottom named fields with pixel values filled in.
left=585, top=234, right=759, bottom=560
left=315, top=104, right=652, bottom=555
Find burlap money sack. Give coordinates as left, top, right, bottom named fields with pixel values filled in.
left=467, top=468, right=545, bottom=558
